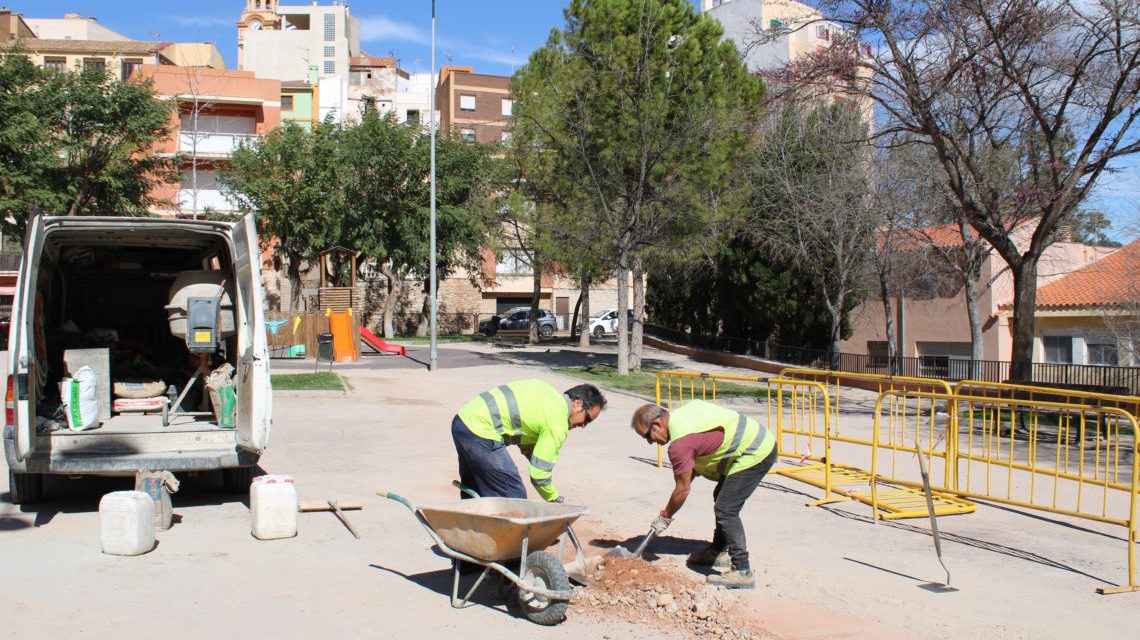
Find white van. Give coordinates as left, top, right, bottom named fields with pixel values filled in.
left=3, top=215, right=272, bottom=504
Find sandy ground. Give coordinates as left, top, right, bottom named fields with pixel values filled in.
left=2, top=341, right=1138, bottom=639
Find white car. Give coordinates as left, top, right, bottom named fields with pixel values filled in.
left=589, top=308, right=633, bottom=338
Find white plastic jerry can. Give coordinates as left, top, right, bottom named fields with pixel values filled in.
left=250, top=474, right=298, bottom=540
left=99, top=491, right=157, bottom=556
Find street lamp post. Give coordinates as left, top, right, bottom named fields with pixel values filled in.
left=429, top=0, right=438, bottom=371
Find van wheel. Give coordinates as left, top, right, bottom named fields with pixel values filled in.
left=222, top=467, right=254, bottom=494
left=592, top=326, right=604, bottom=338
left=9, top=471, right=43, bottom=505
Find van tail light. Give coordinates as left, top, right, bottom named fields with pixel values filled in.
left=6, top=375, right=14, bottom=427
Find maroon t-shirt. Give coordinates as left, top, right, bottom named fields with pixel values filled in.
left=668, top=428, right=724, bottom=475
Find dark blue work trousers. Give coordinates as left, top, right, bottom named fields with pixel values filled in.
left=451, top=415, right=527, bottom=500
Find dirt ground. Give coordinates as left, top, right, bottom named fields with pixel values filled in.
left=2, top=341, right=1138, bottom=639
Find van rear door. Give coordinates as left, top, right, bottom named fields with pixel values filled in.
left=11, top=215, right=46, bottom=461
left=231, top=214, right=271, bottom=453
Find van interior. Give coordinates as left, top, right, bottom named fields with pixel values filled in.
left=33, top=227, right=239, bottom=433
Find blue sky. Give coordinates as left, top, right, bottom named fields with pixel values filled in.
left=9, top=0, right=1137, bottom=239
left=6, top=0, right=570, bottom=76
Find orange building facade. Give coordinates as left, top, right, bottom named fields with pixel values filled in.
left=136, top=64, right=281, bottom=218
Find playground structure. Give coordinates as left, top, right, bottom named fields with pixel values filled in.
left=265, top=311, right=407, bottom=361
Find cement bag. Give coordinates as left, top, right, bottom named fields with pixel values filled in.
left=62, top=365, right=100, bottom=431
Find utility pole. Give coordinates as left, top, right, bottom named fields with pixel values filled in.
left=429, top=0, right=439, bottom=371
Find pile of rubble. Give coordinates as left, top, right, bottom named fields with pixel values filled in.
left=573, top=557, right=773, bottom=639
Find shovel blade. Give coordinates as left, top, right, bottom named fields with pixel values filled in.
left=605, top=546, right=635, bottom=559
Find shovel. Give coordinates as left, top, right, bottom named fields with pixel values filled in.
left=606, top=528, right=658, bottom=560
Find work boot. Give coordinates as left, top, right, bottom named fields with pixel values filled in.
left=706, top=567, right=755, bottom=590
left=687, top=545, right=731, bottom=571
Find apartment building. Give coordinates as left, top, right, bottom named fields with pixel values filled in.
left=702, top=0, right=874, bottom=123
left=22, top=12, right=132, bottom=41
left=237, top=0, right=359, bottom=82
left=436, top=66, right=512, bottom=144
left=139, top=65, right=282, bottom=218
left=0, top=10, right=224, bottom=77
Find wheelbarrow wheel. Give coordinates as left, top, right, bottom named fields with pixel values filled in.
left=518, top=550, right=570, bottom=626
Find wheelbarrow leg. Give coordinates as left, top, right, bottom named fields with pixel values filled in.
left=451, top=560, right=494, bottom=609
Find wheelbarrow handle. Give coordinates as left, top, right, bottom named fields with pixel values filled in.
left=451, top=480, right=481, bottom=499
left=376, top=489, right=415, bottom=513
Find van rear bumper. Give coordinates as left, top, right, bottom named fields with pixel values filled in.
left=3, top=426, right=259, bottom=476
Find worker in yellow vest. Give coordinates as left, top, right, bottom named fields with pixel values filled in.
left=630, top=400, right=778, bottom=589
left=453, top=379, right=607, bottom=502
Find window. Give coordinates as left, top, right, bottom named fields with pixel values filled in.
left=406, top=109, right=420, bottom=124
left=501, top=99, right=513, bottom=116
left=44, top=57, right=66, bottom=71
left=1088, top=343, right=1118, bottom=366
left=83, top=58, right=106, bottom=73
left=868, top=341, right=889, bottom=367
left=500, top=130, right=511, bottom=144
left=323, top=61, right=335, bottom=74
left=323, top=46, right=335, bottom=58
left=121, top=58, right=143, bottom=81
left=816, top=25, right=831, bottom=40
left=460, top=95, right=476, bottom=111
left=460, top=128, right=476, bottom=143
left=1043, top=336, right=1072, bottom=364
left=323, top=13, right=335, bottom=41
left=281, top=95, right=294, bottom=111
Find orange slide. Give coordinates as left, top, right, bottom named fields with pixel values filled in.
left=327, top=309, right=358, bottom=362
left=360, top=326, right=408, bottom=356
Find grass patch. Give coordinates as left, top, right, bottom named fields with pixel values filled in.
left=553, top=364, right=768, bottom=400
left=271, top=372, right=347, bottom=391
left=394, top=334, right=487, bottom=344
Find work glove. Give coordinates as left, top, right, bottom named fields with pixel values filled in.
left=650, top=512, right=672, bottom=535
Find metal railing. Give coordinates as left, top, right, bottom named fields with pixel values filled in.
left=178, top=131, right=257, bottom=155
left=644, top=323, right=1140, bottom=394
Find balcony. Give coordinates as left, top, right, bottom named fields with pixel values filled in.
left=178, top=131, right=257, bottom=157
left=178, top=188, right=238, bottom=213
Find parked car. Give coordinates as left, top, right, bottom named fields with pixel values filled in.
left=480, top=307, right=558, bottom=338
left=589, top=308, right=634, bottom=338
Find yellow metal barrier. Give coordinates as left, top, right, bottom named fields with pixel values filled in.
left=653, top=369, right=1140, bottom=592
left=873, top=389, right=1140, bottom=594
left=653, top=370, right=966, bottom=514
left=954, top=379, right=1140, bottom=417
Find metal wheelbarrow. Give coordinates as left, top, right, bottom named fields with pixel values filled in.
left=377, top=488, right=591, bottom=626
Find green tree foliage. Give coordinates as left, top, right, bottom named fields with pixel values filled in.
left=512, top=0, right=762, bottom=374
left=744, top=102, right=874, bottom=360
left=224, top=106, right=494, bottom=334
left=335, top=105, right=493, bottom=337
left=223, top=121, right=338, bottom=311
left=647, top=237, right=847, bottom=353
left=0, top=52, right=176, bottom=239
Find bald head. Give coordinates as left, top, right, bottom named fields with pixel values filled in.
left=631, top=404, right=669, bottom=437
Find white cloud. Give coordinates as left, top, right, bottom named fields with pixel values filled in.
left=359, top=15, right=429, bottom=45
left=358, top=13, right=521, bottom=70
left=165, top=15, right=233, bottom=28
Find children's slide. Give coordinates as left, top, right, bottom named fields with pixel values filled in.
left=360, top=326, right=408, bottom=356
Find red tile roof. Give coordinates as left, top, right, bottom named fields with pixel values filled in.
left=1035, top=240, right=1140, bottom=309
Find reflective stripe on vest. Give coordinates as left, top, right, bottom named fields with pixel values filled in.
left=479, top=385, right=523, bottom=436
left=715, top=414, right=749, bottom=478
